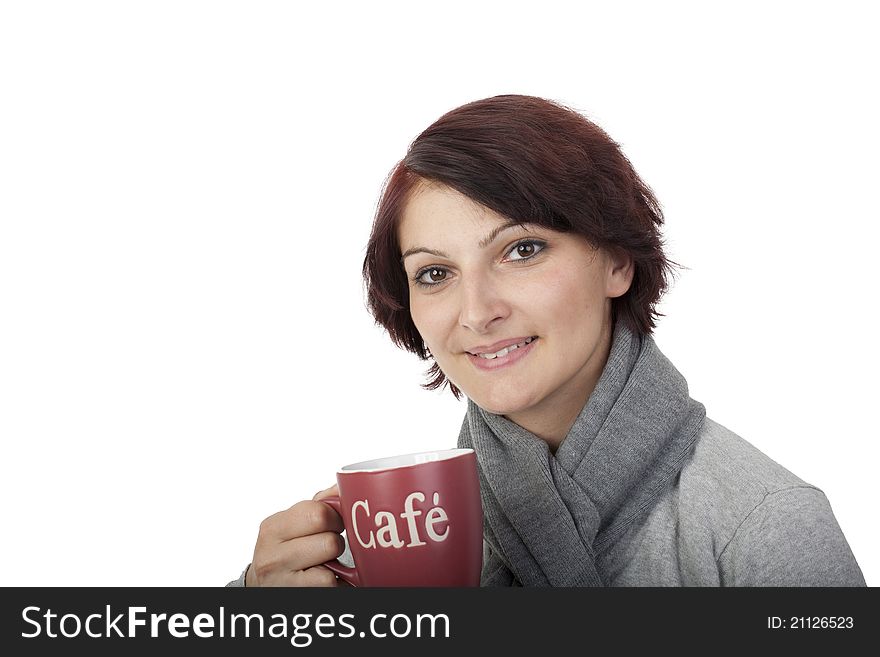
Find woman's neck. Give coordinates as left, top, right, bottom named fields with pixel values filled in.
left=504, top=319, right=613, bottom=453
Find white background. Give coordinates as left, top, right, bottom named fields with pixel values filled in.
left=1, top=1, right=876, bottom=587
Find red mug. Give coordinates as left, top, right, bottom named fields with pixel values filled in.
left=322, top=448, right=483, bottom=587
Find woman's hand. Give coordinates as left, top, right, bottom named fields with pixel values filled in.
left=245, top=484, right=348, bottom=587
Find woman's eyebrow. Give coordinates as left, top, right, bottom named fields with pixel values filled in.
left=478, top=220, right=528, bottom=248
left=400, top=221, right=528, bottom=263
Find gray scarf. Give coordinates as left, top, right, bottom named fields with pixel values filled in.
left=457, top=320, right=706, bottom=586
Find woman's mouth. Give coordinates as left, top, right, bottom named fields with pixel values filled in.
left=466, top=336, right=538, bottom=371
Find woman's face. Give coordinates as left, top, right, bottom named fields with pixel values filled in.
left=398, top=181, right=633, bottom=425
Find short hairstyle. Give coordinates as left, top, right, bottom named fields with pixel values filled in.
left=363, top=94, right=679, bottom=399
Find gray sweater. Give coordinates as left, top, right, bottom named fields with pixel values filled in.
left=589, top=415, right=865, bottom=586
left=228, top=415, right=865, bottom=587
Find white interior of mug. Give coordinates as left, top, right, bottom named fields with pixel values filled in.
left=340, top=448, right=473, bottom=473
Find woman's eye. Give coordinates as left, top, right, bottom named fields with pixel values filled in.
left=415, top=267, right=449, bottom=286
left=507, top=240, right=546, bottom=261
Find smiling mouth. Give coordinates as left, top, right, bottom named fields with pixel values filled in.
left=468, top=336, right=538, bottom=360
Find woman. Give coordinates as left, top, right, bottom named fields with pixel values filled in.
left=229, top=94, right=865, bottom=587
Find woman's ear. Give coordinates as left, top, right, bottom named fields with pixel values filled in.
left=606, top=249, right=634, bottom=299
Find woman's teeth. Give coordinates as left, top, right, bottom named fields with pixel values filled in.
left=478, top=336, right=535, bottom=359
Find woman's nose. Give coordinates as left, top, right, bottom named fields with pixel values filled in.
left=457, top=276, right=510, bottom=334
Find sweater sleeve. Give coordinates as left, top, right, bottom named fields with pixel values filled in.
left=226, top=565, right=249, bottom=587
left=716, top=486, right=866, bottom=586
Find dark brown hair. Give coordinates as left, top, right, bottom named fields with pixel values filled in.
left=363, top=94, right=678, bottom=398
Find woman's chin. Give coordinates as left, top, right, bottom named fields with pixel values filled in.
left=464, top=385, right=537, bottom=417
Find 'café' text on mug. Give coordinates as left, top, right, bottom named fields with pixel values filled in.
left=322, top=449, right=482, bottom=586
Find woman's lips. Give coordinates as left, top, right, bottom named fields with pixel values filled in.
left=466, top=337, right=538, bottom=371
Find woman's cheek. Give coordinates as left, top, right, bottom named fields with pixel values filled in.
left=411, top=297, right=448, bottom=352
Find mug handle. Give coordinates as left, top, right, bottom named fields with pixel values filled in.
left=320, top=495, right=360, bottom=587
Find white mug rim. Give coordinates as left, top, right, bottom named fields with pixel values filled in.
left=338, top=448, right=474, bottom=474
